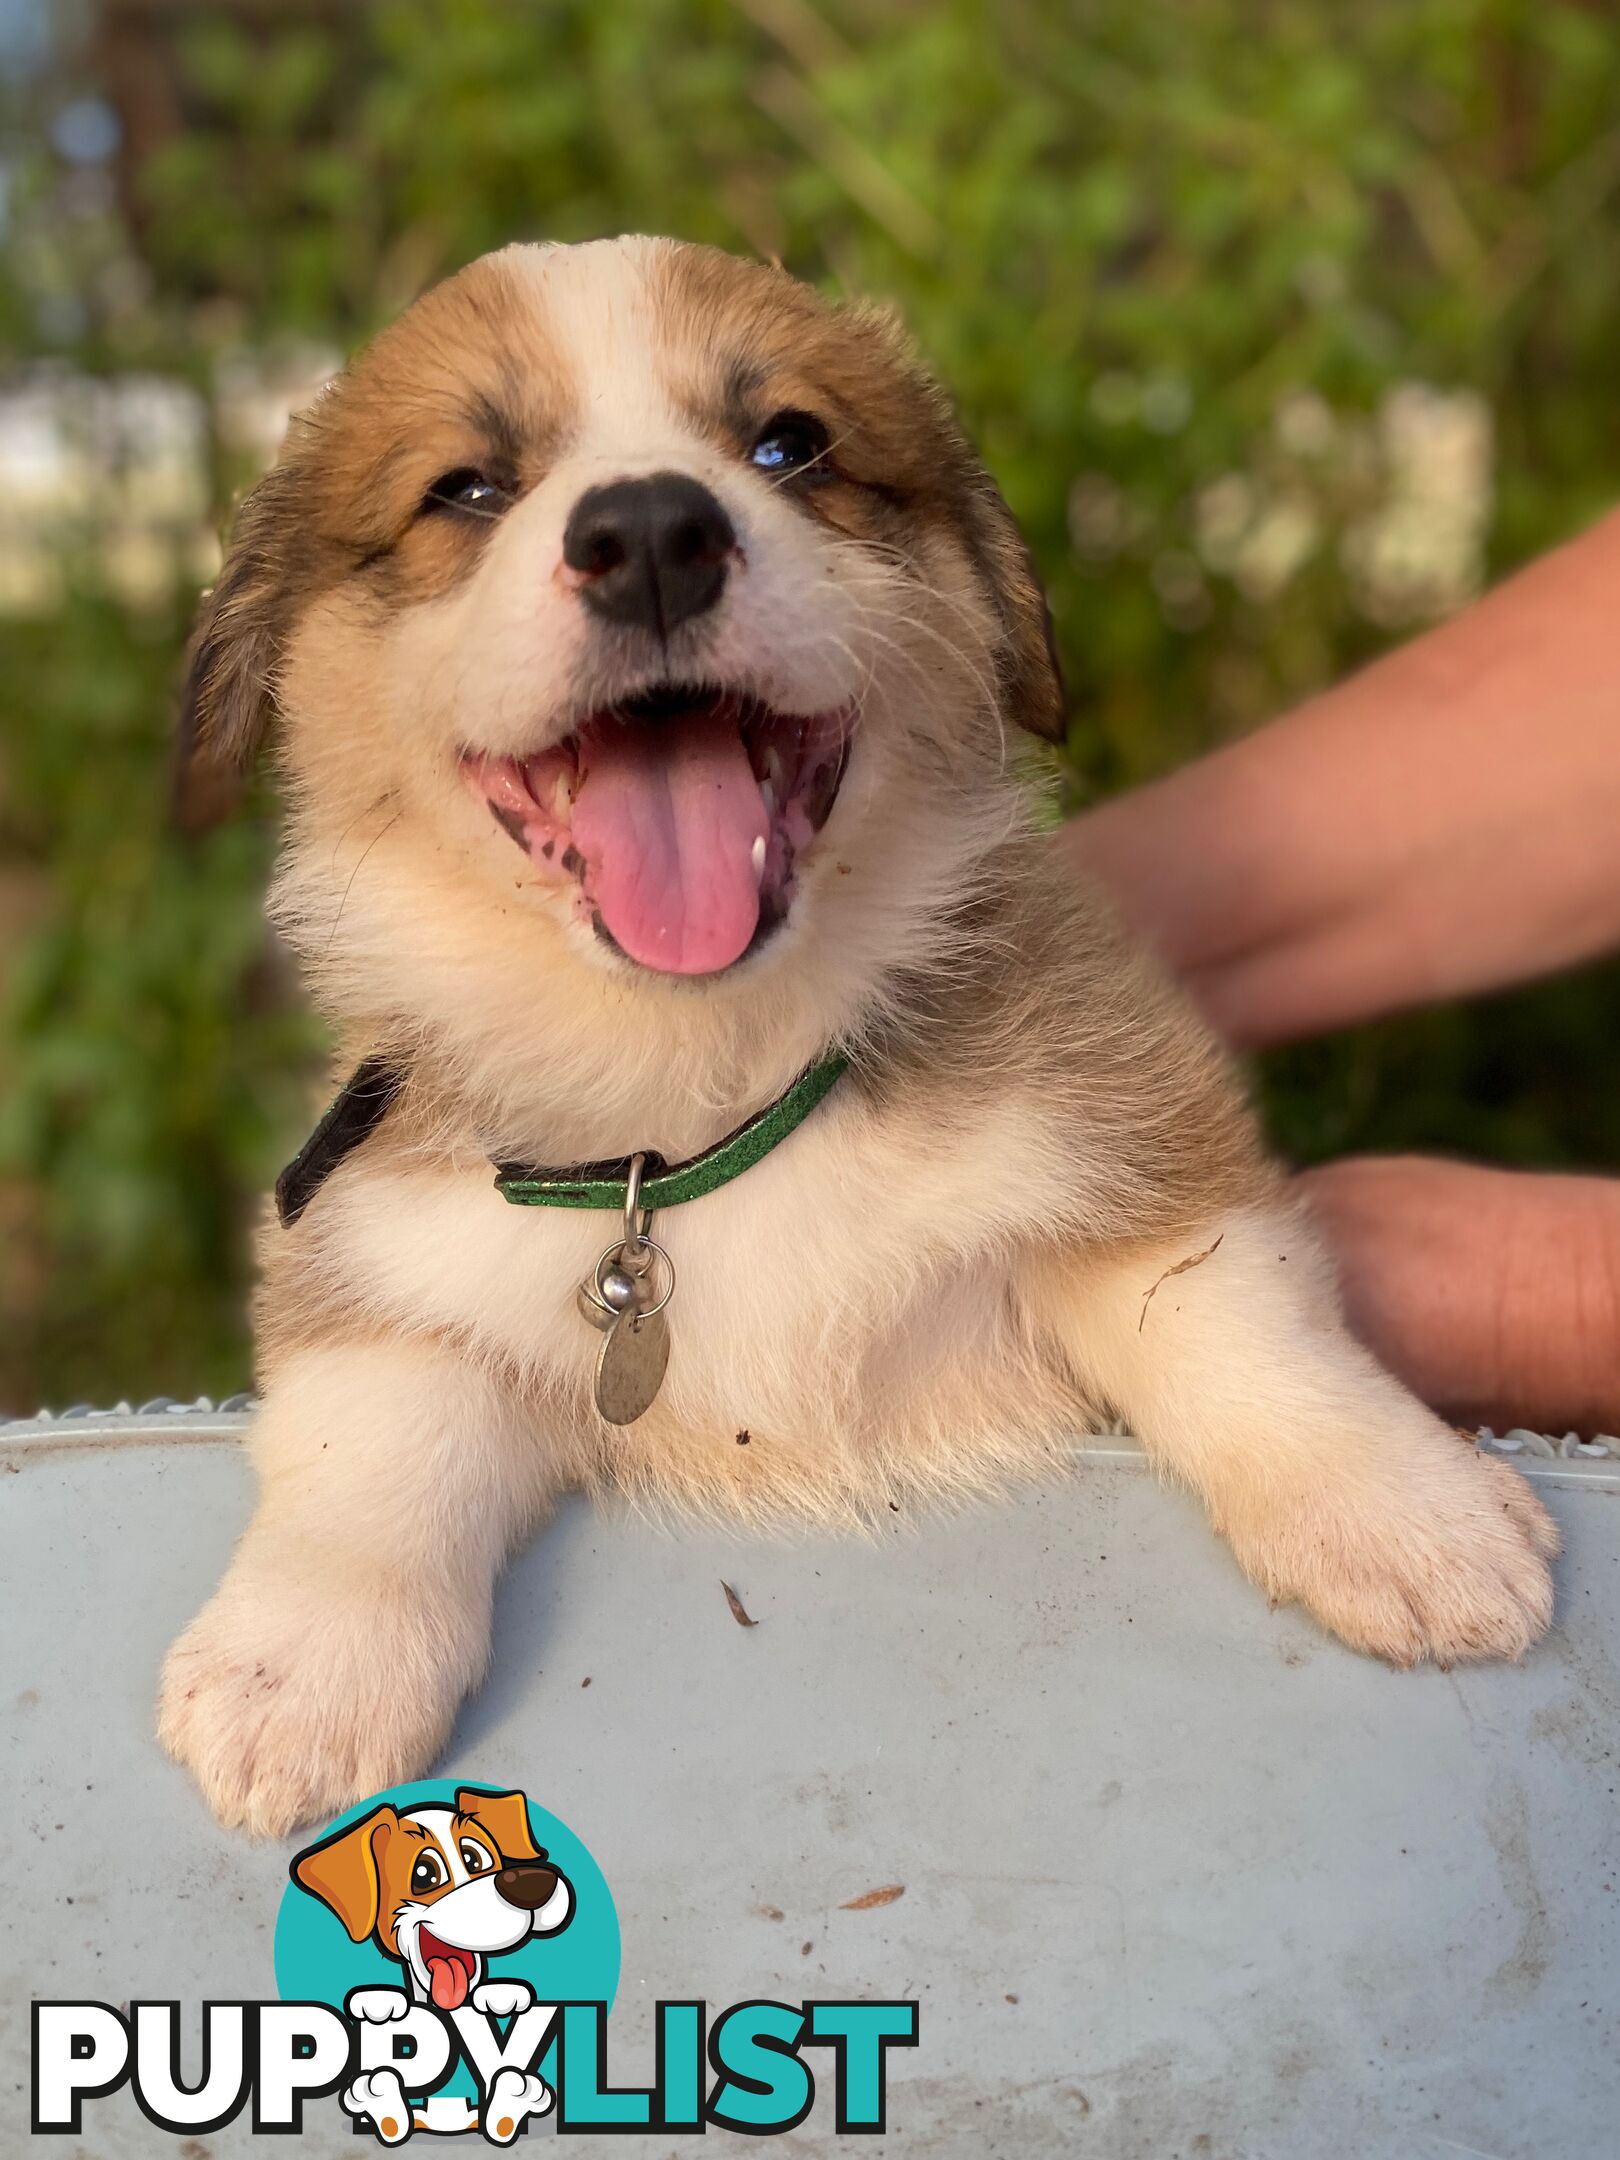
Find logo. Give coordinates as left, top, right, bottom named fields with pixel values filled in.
left=31, top=1780, right=918, bottom=2142
left=277, top=1781, right=617, bottom=2139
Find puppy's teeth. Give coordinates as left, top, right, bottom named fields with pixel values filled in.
left=750, top=835, right=767, bottom=882
left=763, top=746, right=787, bottom=794
left=759, top=778, right=778, bottom=817
left=551, top=771, right=575, bottom=819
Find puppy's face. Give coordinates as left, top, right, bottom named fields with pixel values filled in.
left=291, top=1788, right=572, bottom=2010
left=183, top=237, right=1059, bottom=1046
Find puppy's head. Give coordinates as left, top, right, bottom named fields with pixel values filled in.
left=182, top=238, right=1060, bottom=1081
left=291, top=1787, right=572, bottom=2009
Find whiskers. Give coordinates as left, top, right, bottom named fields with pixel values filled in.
left=835, top=547, right=1010, bottom=771
left=760, top=427, right=855, bottom=491
left=323, top=799, right=404, bottom=957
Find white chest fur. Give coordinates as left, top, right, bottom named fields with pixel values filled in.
left=317, top=1083, right=1082, bottom=1511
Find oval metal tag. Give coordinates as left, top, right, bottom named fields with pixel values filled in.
left=594, top=1310, right=670, bottom=1425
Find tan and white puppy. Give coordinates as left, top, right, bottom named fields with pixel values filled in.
left=160, top=236, right=1556, bottom=1836
left=291, top=1786, right=572, bottom=2009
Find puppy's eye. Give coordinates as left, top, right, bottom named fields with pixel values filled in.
left=420, top=468, right=507, bottom=517
left=749, top=410, right=831, bottom=478
left=459, top=1841, right=490, bottom=1874
left=410, top=1852, right=445, bottom=1895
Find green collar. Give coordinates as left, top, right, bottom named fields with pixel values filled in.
left=493, top=1051, right=850, bottom=1212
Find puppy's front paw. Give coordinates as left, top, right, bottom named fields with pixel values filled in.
left=158, top=1565, right=483, bottom=1837
left=483, top=2068, right=553, bottom=2143
left=349, top=1987, right=413, bottom=2024
left=1226, top=1433, right=1557, bottom=1666
left=342, top=2068, right=413, bottom=2143
left=471, top=1978, right=535, bottom=2018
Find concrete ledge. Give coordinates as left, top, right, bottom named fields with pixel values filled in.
left=5, top=1399, right=1618, bottom=1487
left=4, top=1411, right=1617, bottom=2155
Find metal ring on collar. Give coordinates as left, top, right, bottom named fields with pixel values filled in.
left=592, top=1237, right=674, bottom=1322
left=623, top=1151, right=653, bottom=1246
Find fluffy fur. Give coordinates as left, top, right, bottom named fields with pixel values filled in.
left=159, top=237, right=1556, bottom=1836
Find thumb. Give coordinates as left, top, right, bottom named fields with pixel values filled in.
left=1299, top=1154, right=1620, bottom=1437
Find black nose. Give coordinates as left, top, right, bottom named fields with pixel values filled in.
left=563, top=472, right=734, bottom=638
left=494, top=1862, right=561, bottom=1912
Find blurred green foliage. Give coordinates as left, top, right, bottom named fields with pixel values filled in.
left=4, top=0, right=1620, bottom=1409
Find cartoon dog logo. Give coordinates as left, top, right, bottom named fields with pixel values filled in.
left=291, top=1785, right=573, bottom=2142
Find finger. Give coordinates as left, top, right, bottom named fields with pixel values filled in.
left=1299, top=1155, right=1620, bottom=1435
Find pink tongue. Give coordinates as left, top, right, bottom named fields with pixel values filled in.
left=571, top=711, right=769, bottom=975
left=429, top=1957, right=469, bottom=2011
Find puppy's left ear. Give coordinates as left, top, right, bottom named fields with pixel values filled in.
left=455, top=1786, right=542, bottom=1863
left=174, top=457, right=304, bottom=826
left=290, top=1803, right=398, bottom=1943
left=965, top=477, right=1066, bottom=744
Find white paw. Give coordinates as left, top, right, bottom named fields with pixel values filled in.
left=471, top=1978, right=534, bottom=2018
left=482, top=2068, right=553, bottom=2143
left=1227, top=1426, right=1558, bottom=1666
left=343, top=2068, right=413, bottom=2144
left=348, top=1986, right=412, bottom=2024
left=158, top=1560, right=482, bottom=1837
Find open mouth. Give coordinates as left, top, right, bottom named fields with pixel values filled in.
left=417, top=1926, right=479, bottom=2011
left=463, top=683, right=853, bottom=976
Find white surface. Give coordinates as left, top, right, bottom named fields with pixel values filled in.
left=3, top=1420, right=1617, bottom=2155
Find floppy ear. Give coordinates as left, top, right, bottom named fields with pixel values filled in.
left=853, top=294, right=1066, bottom=744
left=290, top=1803, right=398, bottom=1943
left=963, top=474, right=1066, bottom=744
left=174, top=458, right=305, bottom=825
left=455, top=1786, right=542, bottom=1864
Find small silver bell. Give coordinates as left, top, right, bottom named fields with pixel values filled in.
left=598, top=1265, right=641, bottom=1313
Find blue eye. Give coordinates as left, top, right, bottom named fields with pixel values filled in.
left=421, top=468, right=507, bottom=516
left=749, top=411, right=830, bottom=477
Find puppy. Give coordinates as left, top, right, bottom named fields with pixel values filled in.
left=291, top=1785, right=572, bottom=2009
left=160, top=236, right=1556, bottom=1836
left=292, top=1785, right=569, bottom=2141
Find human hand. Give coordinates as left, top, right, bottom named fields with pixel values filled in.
left=1066, top=507, right=1620, bottom=1050
left=1063, top=508, right=1620, bottom=1433
left=1300, top=1155, right=1620, bottom=1436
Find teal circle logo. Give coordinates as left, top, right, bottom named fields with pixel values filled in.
left=274, top=1780, right=618, bottom=2101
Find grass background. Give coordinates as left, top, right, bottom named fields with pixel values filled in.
left=4, top=0, right=1620, bottom=1410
